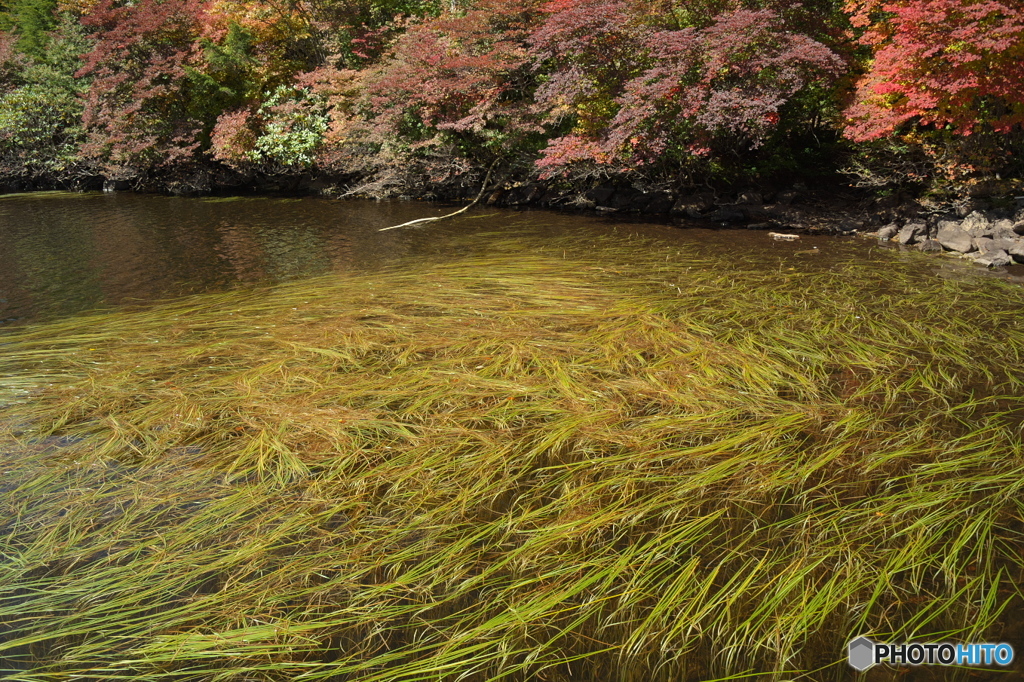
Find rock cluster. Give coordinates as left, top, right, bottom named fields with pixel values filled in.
left=874, top=209, right=1024, bottom=268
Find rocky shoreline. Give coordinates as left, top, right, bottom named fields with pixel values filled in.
left=484, top=181, right=1024, bottom=262
left=7, top=171, right=1024, bottom=273
left=529, top=182, right=1024, bottom=259
left=869, top=209, right=1024, bottom=268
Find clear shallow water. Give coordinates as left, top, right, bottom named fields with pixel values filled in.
left=2, top=194, right=1024, bottom=682
left=0, top=191, right=1016, bottom=326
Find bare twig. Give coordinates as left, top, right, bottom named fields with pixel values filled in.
left=378, top=160, right=498, bottom=232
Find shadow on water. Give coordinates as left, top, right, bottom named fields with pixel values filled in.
left=0, top=193, right=481, bottom=325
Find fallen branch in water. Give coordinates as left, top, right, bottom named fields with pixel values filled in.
left=378, top=161, right=498, bottom=232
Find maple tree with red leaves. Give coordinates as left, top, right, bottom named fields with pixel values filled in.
left=1, top=0, right=1021, bottom=193
left=76, top=0, right=211, bottom=176
left=357, top=0, right=545, bottom=186
left=531, top=0, right=843, bottom=180
left=845, top=0, right=1024, bottom=140
left=842, top=0, right=1024, bottom=188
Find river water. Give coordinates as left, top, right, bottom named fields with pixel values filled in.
left=3, top=194, right=1024, bottom=682
left=0, top=191, right=1018, bottom=325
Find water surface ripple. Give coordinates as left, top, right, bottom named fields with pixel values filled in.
left=0, top=191, right=1015, bottom=326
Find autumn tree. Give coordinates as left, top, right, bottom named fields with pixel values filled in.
left=76, top=0, right=213, bottom=179
left=844, top=0, right=1024, bottom=188
left=530, top=0, right=844, bottom=183
left=846, top=0, right=1024, bottom=138
left=355, top=0, right=545, bottom=191
left=303, top=0, right=445, bottom=67
left=528, top=0, right=637, bottom=171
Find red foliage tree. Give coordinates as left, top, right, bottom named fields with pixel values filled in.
left=77, top=0, right=211, bottom=175
left=845, top=0, right=1024, bottom=141
left=607, top=8, right=842, bottom=162
left=530, top=0, right=842, bottom=177
left=529, top=0, right=633, bottom=108
left=77, top=0, right=322, bottom=179
left=209, top=106, right=256, bottom=165
left=358, top=0, right=544, bottom=184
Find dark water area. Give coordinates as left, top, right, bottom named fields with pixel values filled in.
left=0, top=192, right=442, bottom=325
left=1, top=191, right=1018, bottom=326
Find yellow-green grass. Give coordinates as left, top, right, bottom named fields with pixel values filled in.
left=1, top=233, right=1023, bottom=681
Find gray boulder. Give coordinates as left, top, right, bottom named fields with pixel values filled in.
left=1009, top=240, right=1024, bottom=263
left=1012, top=220, right=1024, bottom=235
left=974, top=235, right=1021, bottom=253
left=961, top=211, right=992, bottom=237
left=992, top=223, right=1019, bottom=240
left=877, top=223, right=899, bottom=241
left=989, top=237, right=1018, bottom=253
left=936, top=220, right=975, bottom=253
left=917, top=239, right=944, bottom=253
left=973, top=237, right=996, bottom=253
left=972, top=250, right=1012, bottom=267
left=897, top=221, right=926, bottom=245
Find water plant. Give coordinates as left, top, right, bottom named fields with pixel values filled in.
left=2, top=232, right=1023, bottom=681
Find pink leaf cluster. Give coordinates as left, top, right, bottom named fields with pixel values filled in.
left=533, top=1, right=842, bottom=173
left=210, top=107, right=256, bottom=165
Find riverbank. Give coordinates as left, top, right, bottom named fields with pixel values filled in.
left=5, top=164, right=1023, bottom=241
left=5, top=167, right=1024, bottom=291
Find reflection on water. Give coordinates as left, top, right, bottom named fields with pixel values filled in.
left=1, top=191, right=1019, bottom=326
left=0, top=193, right=456, bottom=324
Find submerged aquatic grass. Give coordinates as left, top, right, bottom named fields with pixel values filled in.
left=1, top=232, right=1023, bottom=681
